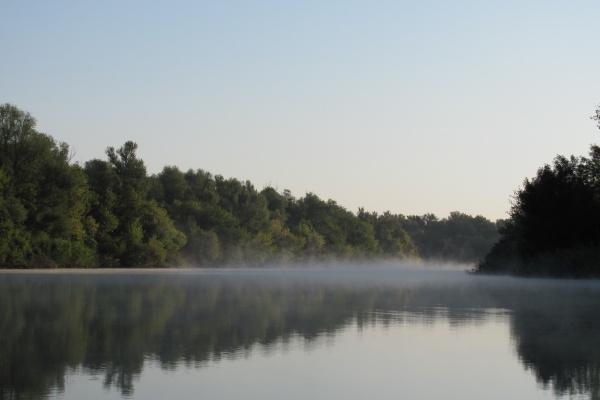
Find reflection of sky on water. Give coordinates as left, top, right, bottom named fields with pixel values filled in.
left=58, top=319, right=549, bottom=400
left=1, top=267, right=599, bottom=400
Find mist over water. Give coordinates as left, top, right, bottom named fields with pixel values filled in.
left=1, top=263, right=599, bottom=399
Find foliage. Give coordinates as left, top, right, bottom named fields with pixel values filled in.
left=0, top=104, right=499, bottom=267
left=85, top=143, right=186, bottom=267
left=0, top=104, right=94, bottom=267
left=478, top=105, right=600, bottom=276
left=401, top=212, right=501, bottom=262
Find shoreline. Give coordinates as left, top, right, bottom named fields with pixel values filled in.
left=0, top=262, right=471, bottom=274
left=0, top=267, right=223, bottom=274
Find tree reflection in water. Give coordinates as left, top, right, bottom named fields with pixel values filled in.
left=0, top=270, right=599, bottom=399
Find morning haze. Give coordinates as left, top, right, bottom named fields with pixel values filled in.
left=3, top=1, right=599, bottom=220
left=5, top=2, right=600, bottom=400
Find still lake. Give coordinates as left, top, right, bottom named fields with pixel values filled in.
left=1, top=266, right=599, bottom=400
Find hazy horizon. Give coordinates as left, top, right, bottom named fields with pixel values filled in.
left=3, top=0, right=600, bottom=220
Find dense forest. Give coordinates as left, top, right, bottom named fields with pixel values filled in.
left=0, top=104, right=499, bottom=268
left=477, top=106, right=600, bottom=276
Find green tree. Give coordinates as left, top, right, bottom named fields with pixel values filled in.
left=0, top=104, right=95, bottom=267
left=86, top=142, right=186, bottom=266
left=359, top=210, right=417, bottom=258
left=479, top=105, right=600, bottom=276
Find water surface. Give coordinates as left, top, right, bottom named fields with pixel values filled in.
left=1, top=266, right=599, bottom=399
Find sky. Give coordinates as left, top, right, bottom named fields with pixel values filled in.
left=2, top=0, right=600, bottom=220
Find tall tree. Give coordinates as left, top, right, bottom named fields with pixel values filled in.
left=0, top=104, right=94, bottom=267
left=479, top=105, right=600, bottom=276
left=86, top=142, right=186, bottom=266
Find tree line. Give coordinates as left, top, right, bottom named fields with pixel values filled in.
left=477, top=106, right=600, bottom=276
left=0, top=104, right=499, bottom=267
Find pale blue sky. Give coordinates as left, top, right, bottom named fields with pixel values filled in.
left=2, top=0, right=600, bottom=219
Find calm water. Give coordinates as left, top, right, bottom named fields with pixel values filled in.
left=1, top=266, right=599, bottom=400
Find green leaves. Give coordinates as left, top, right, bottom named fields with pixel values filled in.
left=479, top=111, right=600, bottom=276
left=0, top=104, right=498, bottom=268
